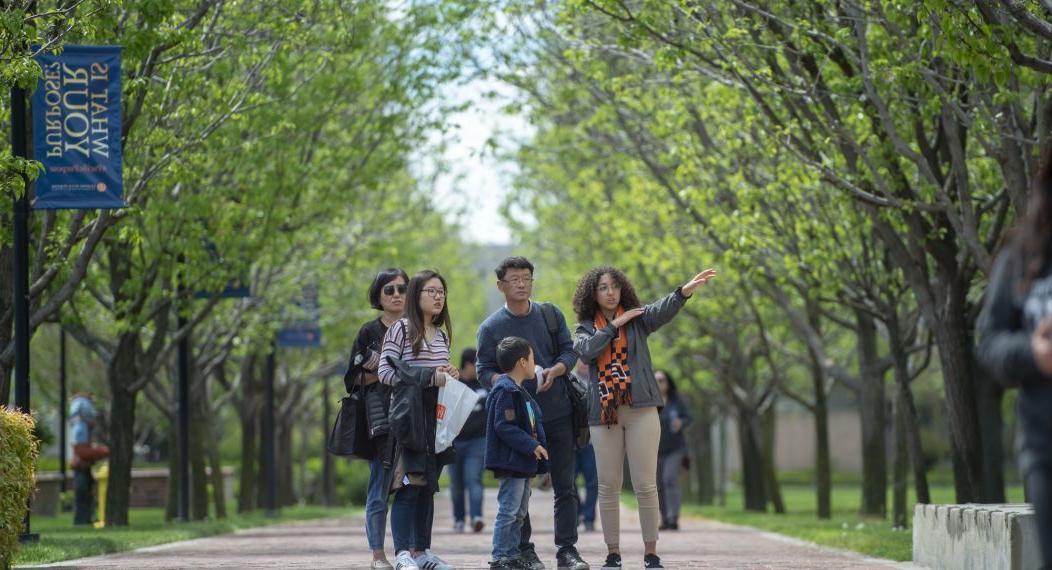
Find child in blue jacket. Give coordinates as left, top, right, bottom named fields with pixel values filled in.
left=485, top=337, right=549, bottom=570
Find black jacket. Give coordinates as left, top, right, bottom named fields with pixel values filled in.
left=386, top=356, right=453, bottom=491
left=659, top=394, right=693, bottom=455
left=454, top=378, right=488, bottom=442
left=345, top=318, right=391, bottom=458
left=978, top=243, right=1052, bottom=471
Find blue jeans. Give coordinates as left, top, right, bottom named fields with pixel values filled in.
left=366, top=456, right=392, bottom=550
left=493, top=477, right=532, bottom=561
left=575, top=444, right=598, bottom=524
left=450, top=437, right=485, bottom=522
left=391, top=484, right=434, bottom=552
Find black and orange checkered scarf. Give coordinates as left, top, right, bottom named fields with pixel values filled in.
left=595, top=307, right=632, bottom=426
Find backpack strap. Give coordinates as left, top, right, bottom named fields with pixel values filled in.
left=539, top=302, right=560, bottom=352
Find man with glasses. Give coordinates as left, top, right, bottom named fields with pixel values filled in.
left=477, top=257, right=589, bottom=570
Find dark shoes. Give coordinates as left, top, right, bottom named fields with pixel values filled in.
left=491, top=559, right=528, bottom=570
left=520, top=549, right=545, bottom=570
left=601, top=553, right=621, bottom=570
left=556, top=546, right=589, bottom=570
left=643, top=554, right=664, bottom=568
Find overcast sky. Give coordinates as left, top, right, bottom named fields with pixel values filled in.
left=419, top=76, right=532, bottom=246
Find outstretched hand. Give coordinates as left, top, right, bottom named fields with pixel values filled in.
left=682, top=268, right=718, bottom=297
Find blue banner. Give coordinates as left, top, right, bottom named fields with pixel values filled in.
left=194, top=243, right=251, bottom=299
left=278, top=284, right=321, bottom=348
left=32, top=45, right=124, bottom=209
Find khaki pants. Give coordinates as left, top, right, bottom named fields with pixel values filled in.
left=590, top=405, right=661, bottom=546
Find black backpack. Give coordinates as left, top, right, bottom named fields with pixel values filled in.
left=539, top=302, right=591, bottom=449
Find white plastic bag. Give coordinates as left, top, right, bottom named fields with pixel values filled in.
left=435, top=373, right=483, bottom=453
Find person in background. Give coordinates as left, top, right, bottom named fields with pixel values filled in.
left=655, top=370, right=692, bottom=531
left=70, top=393, right=109, bottom=525
left=978, top=148, right=1052, bottom=567
left=348, top=267, right=408, bottom=569
left=572, top=360, right=598, bottom=533
left=450, top=348, right=488, bottom=533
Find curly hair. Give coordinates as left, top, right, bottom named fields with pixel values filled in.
left=572, top=266, right=643, bottom=321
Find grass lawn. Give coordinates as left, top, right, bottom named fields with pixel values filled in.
left=13, top=505, right=358, bottom=566
left=676, top=483, right=1026, bottom=561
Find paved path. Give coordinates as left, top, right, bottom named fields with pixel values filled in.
left=27, top=488, right=923, bottom=569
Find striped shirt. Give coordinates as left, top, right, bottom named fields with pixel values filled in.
left=377, top=318, right=450, bottom=386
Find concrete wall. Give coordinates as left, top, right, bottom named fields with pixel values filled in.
left=722, top=408, right=864, bottom=473
left=913, top=504, right=1041, bottom=569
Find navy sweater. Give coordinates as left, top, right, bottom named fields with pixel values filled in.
left=485, top=376, right=549, bottom=477
left=476, top=302, right=578, bottom=423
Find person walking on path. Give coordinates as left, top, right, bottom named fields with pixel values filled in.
left=572, top=361, right=598, bottom=533
left=476, top=256, right=589, bottom=570
left=345, top=268, right=408, bottom=569
left=449, top=347, right=489, bottom=533
left=573, top=266, right=716, bottom=570
left=979, top=150, right=1052, bottom=567
left=486, top=337, right=550, bottom=570
left=655, top=370, right=692, bottom=531
left=378, top=270, right=459, bottom=570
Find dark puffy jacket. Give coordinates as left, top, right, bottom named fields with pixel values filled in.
left=485, top=376, right=549, bottom=477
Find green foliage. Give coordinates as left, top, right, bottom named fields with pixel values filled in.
left=0, top=407, right=40, bottom=568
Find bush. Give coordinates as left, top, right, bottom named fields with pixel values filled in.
left=0, top=407, right=40, bottom=568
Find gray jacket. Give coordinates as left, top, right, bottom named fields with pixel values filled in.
left=574, top=288, right=689, bottom=426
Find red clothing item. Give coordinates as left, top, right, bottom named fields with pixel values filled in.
left=71, top=443, right=109, bottom=470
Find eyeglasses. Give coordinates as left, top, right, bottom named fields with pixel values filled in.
left=501, top=277, right=534, bottom=286
left=383, top=284, right=407, bottom=296
left=422, top=288, right=446, bottom=298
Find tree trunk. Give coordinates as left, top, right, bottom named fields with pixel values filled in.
left=737, top=406, right=767, bottom=512
left=189, top=393, right=209, bottom=520
left=207, top=414, right=228, bottom=518
left=0, top=244, right=12, bottom=406
left=856, top=310, right=887, bottom=518
left=812, top=362, right=832, bottom=519
left=165, top=424, right=178, bottom=521
left=888, top=321, right=930, bottom=504
left=104, top=333, right=140, bottom=526
left=761, top=400, right=785, bottom=514
left=893, top=389, right=909, bottom=529
left=278, top=412, right=295, bottom=506
left=689, top=404, right=715, bottom=505
left=238, top=356, right=258, bottom=513
left=977, top=367, right=1007, bottom=503
left=929, top=280, right=988, bottom=502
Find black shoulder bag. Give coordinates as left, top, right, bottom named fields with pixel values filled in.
left=327, top=361, right=372, bottom=458
left=539, top=302, right=590, bottom=449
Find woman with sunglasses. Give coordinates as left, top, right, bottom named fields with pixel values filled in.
left=346, top=268, right=409, bottom=570
left=378, top=269, right=458, bottom=570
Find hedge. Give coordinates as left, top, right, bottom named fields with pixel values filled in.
left=0, top=407, right=39, bottom=569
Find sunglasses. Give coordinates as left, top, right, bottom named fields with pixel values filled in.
left=383, top=284, right=407, bottom=296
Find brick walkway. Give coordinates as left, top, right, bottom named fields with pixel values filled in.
left=27, top=488, right=923, bottom=569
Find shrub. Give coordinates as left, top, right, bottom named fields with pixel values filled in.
left=0, top=407, right=40, bottom=568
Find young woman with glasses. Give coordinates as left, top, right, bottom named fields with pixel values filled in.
left=378, top=269, right=459, bottom=570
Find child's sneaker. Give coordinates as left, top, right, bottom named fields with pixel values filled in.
left=601, top=553, right=621, bottom=570
left=556, top=546, right=589, bottom=570
left=394, top=551, right=419, bottom=570
left=520, top=549, right=545, bottom=570
left=415, top=550, right=454, bottom=570
left=472, top=517, right=485, bottom=533
left=643, top=554, right=663, bottom=569
left=490, top=559, right=525, bottom=570
left=371, top=560, right=394, bottom=570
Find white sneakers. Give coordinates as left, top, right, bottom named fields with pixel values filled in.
left=415, top=550, right=454, bottom=570
left=394, top=551, right=419, bottom=570
left=371, top=560, right=395, bottom=570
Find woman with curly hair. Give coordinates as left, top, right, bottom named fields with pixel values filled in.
left=572, top=266, right=716, bottom=570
